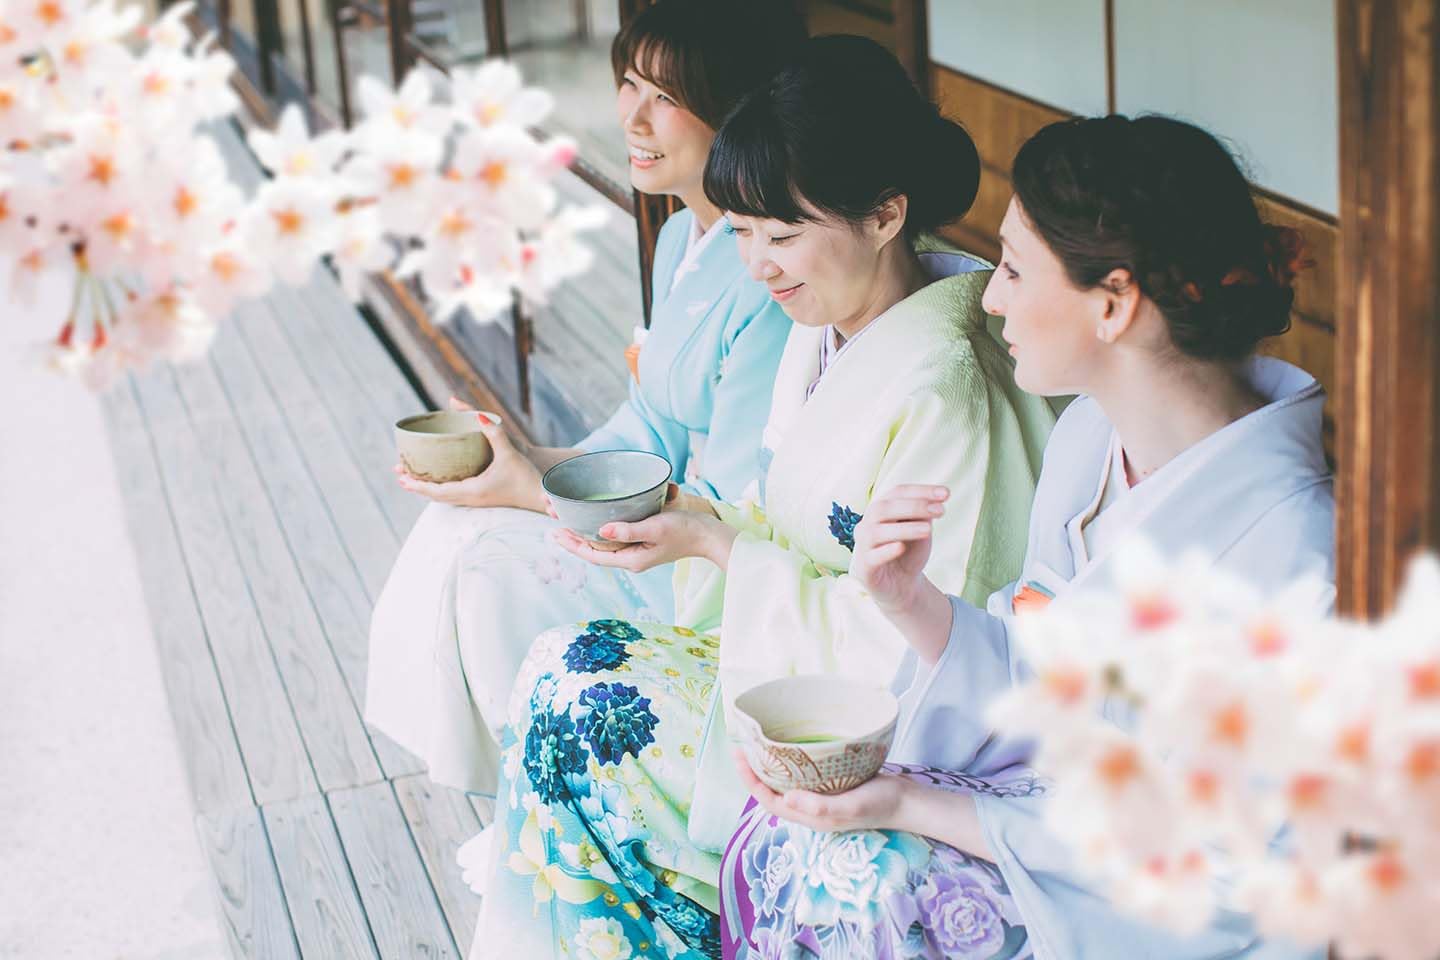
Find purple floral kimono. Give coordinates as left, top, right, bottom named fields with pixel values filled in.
left=719, top=766, right=1046, bottom=960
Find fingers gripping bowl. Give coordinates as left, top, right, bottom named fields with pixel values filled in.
left=542, top=450, right=673, bottom=544
left=395, top=410, right=503, bottom=482
left=733, top=675, right=899, bottom=795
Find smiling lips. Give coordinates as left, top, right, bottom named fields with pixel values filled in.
left=769, top=283, right=803, bottom=302
left=629, top=145, right=663, bottom=169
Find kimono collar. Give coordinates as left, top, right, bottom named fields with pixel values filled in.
left=668, top=213, right=728, bottom=295
left=805, top=250, right=992, bottom=397
left=1056, top=356, right=1329, bottom=593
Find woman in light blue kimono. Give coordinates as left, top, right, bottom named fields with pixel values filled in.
left=364, top=0, right=806, bottom=793
left=469, top=37, right=1057, bottom=960
left=724, top=116, right=1334, bottom=959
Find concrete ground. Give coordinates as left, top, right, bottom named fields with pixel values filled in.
left=0, top=263, right=225, bottom=960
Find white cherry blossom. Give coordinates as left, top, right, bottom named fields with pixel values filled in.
left=990, top=544, right=1440, bottom=955
left=329, top=207, right=393, bottom=300
left=247, top=103, right=345, bottom=178
left=452, top=59, right=554, bottom=131
left=354, top=69, right=448, bottom=142
left=240, top=177, right=340, bottom=286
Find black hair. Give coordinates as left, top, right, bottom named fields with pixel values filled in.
left=702, top=34, right=980, bottom=239
left=1012, top=114, right=1301, bottom=362
left=610, top=0, right=807, bottom=130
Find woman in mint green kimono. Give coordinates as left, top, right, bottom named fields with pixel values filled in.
left=469, top=37, right=1056, bottom=959
left=364, top=0, right=805, bottom=794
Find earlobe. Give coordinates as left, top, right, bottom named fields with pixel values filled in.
left=873, top=195, right=909, bottom=246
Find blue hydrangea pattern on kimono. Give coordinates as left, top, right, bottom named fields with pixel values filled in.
left=472, top=619, right=726, bottom=959
left=564, top=620, right=643, bottom=674
left=578, top=682, right=660, bottom=765
left=523, top=707, right=588, bottom=805
left=827, top=503, right=863, bottom=551
left=719, top=770, right=1040, bottom=960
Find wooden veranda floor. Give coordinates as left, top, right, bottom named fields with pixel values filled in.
left=103, top=122, right=490, bottom=958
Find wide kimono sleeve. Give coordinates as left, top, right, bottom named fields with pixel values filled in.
left=713, top=363, right=1019, bottom=700
left=684, top=288, right=791, bottom=502
left=888, top=592, right=1024, bottom=773
left=973, top=794, right=1326, bottom=959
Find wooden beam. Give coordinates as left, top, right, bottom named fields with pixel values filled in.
left=893, top=0, right=928, bottom=94
left=482, top=0, right=507, bottom=57
left=1335, top=0, right=1440, bottom=616
left=634, top=192, right=683, bottom=326
left=385, top=0, right=414, bottom=83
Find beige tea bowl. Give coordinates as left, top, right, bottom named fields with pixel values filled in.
left=733, top=674, right=899, bottom=795
left=395, top=410, right=502, bottom=483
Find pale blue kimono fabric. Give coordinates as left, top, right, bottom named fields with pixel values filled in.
left=579, top=208, right=790, bottom=503
left=887, top=359, right=1334, bottom=959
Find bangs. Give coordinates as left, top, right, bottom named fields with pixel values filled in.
left=611, top=34, right=688, bottom=106
left=610, top=19, right=721, bottom=127
left=702, top=98, right=810, bottom=224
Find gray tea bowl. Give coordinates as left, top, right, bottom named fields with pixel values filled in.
left=395, top=410, right=502, bottom=483
left=542, top=450, right=672, bottom=542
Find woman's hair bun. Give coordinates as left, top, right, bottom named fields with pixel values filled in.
left=1013, top=115, right=1310, bottom=362
left=704, top=34, right=980, bottom=238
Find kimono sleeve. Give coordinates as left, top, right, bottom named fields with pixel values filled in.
left=686, top=290, right=790, bottom=502
left=889, top=593, right=1023, bottom=772
left=974, top=794, right=1326, bottom=959
left=575, top=213, right=691, bottom=463
left=716, top=379, right=1001, bottom=700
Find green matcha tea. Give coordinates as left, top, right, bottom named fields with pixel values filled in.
left=775, top=733, right=841, bottom=744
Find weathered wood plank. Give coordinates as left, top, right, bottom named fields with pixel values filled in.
left=103, top=380, right=253, bottom=813
left=265, top=282, right=425, bottom=538
left=263, top=794, right=380, bottom=959
left=195, top=806, right=302, bottom=960
left=222, top=297, right=399, bottom=604
left=293, top=267, right=425, bottom=430
left=171, top=336, right=384, bottom=792
left=330, top=782, right=460, bottom=960
left=212, top=299, right=423, bottom=779
left=131, top=365, right=317, bottom=805
left=392, top=776, right=485, bottom=944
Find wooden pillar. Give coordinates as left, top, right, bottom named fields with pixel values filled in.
left=1335, top=0, right=1440, bottom=616
left=635, top=192, right=683, bottom=324
left=254, top=0, right=284, bottom=94
left=384, top=0, right=414, bottom=82
left=482, top=0, right=507, bottom=57
left=893, top=0, right=928, bottom=94
left=331, top=0, right=354, bottom=126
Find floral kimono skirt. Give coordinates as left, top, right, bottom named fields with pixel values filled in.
left=718, top=768, right=1047, bottom=960
left=472, top=618, right=723, bottom=960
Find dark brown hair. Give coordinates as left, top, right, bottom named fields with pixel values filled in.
left=702, top=34, right=980, bottom=239
left=1012, top=114, right=1303, bottom=362
left=610, top=0, right=807, bottom=131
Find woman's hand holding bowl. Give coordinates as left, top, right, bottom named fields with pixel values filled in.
left=733, top=748, right=911, bottom=833
left=396, top=398, right=546, bottom=512
left=553, top=483, right=739, bottom=572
